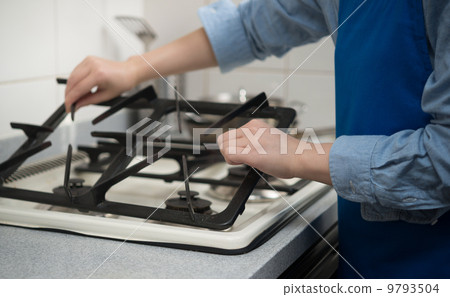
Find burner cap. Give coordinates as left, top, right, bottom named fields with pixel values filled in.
left=177, top=190, right=200, bottom=199
left=52, top=178, right=91, bottom=198
left=165, top=192, right=212, bottom=214
left=69, top=178, right=85, bottom=187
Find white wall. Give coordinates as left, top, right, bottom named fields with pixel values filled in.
left=0, top=0, right=145, bottom=140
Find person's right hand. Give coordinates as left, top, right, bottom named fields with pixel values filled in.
left=64, top=56, right=139, bottom=113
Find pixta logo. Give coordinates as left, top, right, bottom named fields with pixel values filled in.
left=126, top=118, right=172, bottom=163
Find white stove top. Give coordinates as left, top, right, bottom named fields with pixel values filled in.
left=0, top=153, right=331, bottom=254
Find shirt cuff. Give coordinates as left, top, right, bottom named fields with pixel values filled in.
left=329, top=135, right=383, bottom=204
left=198, top=0, right=255, bottom=73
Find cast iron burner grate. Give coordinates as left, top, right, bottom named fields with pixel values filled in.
left=0, top=80, right=304, bottom=230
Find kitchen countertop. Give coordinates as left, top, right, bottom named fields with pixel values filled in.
left=0, top=190, right=337, bottom=279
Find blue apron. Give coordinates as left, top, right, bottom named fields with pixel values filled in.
left=335, top=0, right=450, bottom=278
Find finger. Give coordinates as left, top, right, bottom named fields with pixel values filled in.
left=217, top=133, right=224, bottom=147
left=235, top=137, right=252, bottom=149
left=219, top=134, right=249, bottom=157
left=220, top=136, right=250, bottom=151
left=242, top=119, right=261, bottom=128
left=65, top=58, right=92, bottom=98
left=222, top=146, right=253, bottom=166
left=218, top=129, right=243, bottom=152
left=243, top=118, right=271, bottom=129
left=221, top=146, right=244, bottom=166
left=65, top=73, right=99, bottom=112
left=220, top=128, right=245, bottom=142
left=217, top=130, right=232, bottom=149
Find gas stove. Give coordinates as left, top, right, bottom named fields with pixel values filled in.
left=0, top=81, right=332, bottom=254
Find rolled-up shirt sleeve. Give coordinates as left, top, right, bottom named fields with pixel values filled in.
left=198, top=0, right=332, bottom=72
left=330, top=2, right=450, bottom=216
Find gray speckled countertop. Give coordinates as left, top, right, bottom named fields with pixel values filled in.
left=0, top=191, right=337, bottom=279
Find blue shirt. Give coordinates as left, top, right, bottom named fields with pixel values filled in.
left=198, top=0, right=450, bottom=224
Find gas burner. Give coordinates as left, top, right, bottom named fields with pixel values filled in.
left=53, top=178, right=91, bottom=198
left=0, top=80, right=336, bottom=255
left=0, top=81, right=313, bottom=239
left=165, top=190, right=212, bottom=214
left=207, top=166, right=287, bottom=202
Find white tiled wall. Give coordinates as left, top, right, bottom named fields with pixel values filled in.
left=144, top=0, right=205, bottom=48
left=0, top=0, right=145, bottom=141
left=0, top=0, right=56, bottom=83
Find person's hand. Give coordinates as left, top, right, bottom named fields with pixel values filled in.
left=64, top=56, right=139, bottom=113
left=217, top=119, right=333, bottom=184
left=217, top=119, right=303, bottom=179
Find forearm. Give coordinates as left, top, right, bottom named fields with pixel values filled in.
left=293, top=143, right=333, bottom=185
left=127, top=28, right=217, bottom=85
